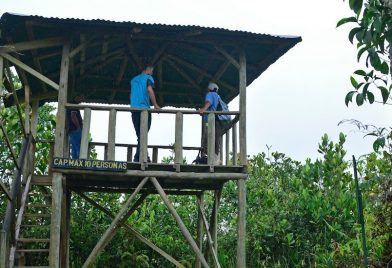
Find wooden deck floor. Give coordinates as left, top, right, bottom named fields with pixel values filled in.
left=33, top=163, right=247, bottom=192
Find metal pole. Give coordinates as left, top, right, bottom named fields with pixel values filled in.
left=352, top=155, right=368, bottom=268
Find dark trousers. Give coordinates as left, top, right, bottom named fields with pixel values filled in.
left=131, top=111, right=152, bottom=162
left=201, top=120, right=224, bottom=156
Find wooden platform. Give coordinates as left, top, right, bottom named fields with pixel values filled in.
left=33, top=163, right=247, bottom=192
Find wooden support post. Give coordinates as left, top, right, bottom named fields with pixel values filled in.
left=0, top=230, right=8, bottom=268
left=139, top=110, right=148, bottom=166
left=24, top=85, right=31, bottom=134
left=127, top=146, right=133, bottom=162
left=79, top=108, right=92, bottom=159
left=76, top=191, right=185, bottom=268
left=237, top=50, right=247, bottom=268
left=195, top=193, right=204, bottom=268
left=31, top=101, right=39, bottom=139
left=107, top=108, right=117, bottom=160
left=232, top=123, right=238, bottom=165
left=104, top=144, right=108, bottom=161
left=175, top=112, right=183, bottom=170
left=50, top=42, right=70, bottom=268
left=207, top=113, right=215, bottom=166
left=48, top=142, right=54, bottom=176
left=150, top=177, right=209, bottom=268
left=82, top=178, right=149, bottom=268
left=225, top=130, right=230, bottom=165
left=60, top=186, right=71, bottom=268
left=152, top=147, right=158, bottom=163
left=212, top=189, right=221, bottom=255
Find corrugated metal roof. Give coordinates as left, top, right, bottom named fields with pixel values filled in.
left=1, top=12, right=301, bottom=108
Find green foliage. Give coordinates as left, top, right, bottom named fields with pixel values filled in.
left=339, top=0, right=392, bottom=106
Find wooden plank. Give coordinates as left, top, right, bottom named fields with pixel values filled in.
left=232, top=123, right=237, bottom=165
left=0, top=52, right=59, bottom=90
left=60, top=186, right=70, bottom=268
left=107, top=109, right=117, bottom=161
left=79, top=108, right=92, bottom=159
left=239, top=51, right=247, bottom=166
left=76, top=191, right=185, bottom=268
left=225, top=130, right=230, bottom=165
left=24, top=84, right=31, bottom=134
left=214, top=46, right=239, bottom=69
left=207, top=113, right=215, bottom=166
left=49, top=173, right=63, bottom=268
left=139, top=110, right=148, bottom=165
left=82, top=178, right=149, bottom=268
left=174, top=112, right=183, bottom=166
left=195, top=193, right=204, bottom=268
left=0, top=37, right=65, bottom=53
left=152, top=147, right=158, bottom=163
left=197, top=198, right=221, bottom=268
left=150, top=177, right=209, bottom=268
left=237, top=50, right=247, bottom=268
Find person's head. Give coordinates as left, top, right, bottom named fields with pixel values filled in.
left=142, top=62, right=154, bottom=75
left=207, top=82, right=219, bottom=92
left=72, top=95, right=84, bottom=104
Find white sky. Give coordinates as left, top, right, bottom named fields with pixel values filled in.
left=1, top=0, right=390, bottom=162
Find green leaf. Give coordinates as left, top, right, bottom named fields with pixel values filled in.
left=336, top=16, right=358, bottom=27
left=368, top=49, right=382, bottom=70
left=379, top=86, right=390, bottom=103
left=353, top=69, right=367, bottom=76
left=356, top=93, right=364, bottom=106
left=350, top=76, right=359, bottom=88
left=385, top=28, right=392, bottom=43
left=349, top=0, right=363, bottom=14
left=381, top=62, right=389, bottom=75
left=373, top=16, right=382, bottom=33
left=345, top=91, right=356, bottom=106
left=373, top=137, right=385, bottom=151
left=349, top=27, right=362, bottom=43
left=362, top=83, right=370, bottom=94
left=357, top=46, right=368, bottom=61
left=367, top=91, right=375, bottom=104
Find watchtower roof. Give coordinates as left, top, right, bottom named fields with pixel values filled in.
left=1, top=13, right=301, bottom=107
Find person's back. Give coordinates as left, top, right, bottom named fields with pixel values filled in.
left=130, top=73, right=154, bottom=108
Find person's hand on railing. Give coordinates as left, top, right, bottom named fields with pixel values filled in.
left=154, top=104, right=161, bottom=109
left=198, top=107, right=206, bottom=114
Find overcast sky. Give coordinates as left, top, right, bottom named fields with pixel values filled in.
left=1, top=0, right=390, bottom=162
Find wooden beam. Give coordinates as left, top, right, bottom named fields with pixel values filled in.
left=139, top=110, right=148, bottom=166
left=115, top=57, right=128, bottom=86
left=212, top=60, right=231, bottom=82
left=225, top=130, right=230, bottom=165
left=24, top=85, right=31, bottom=133
left=126, top=38, right=142, bottom=70
left=79, top=108, right=92, bottom=159
left=69, top=36, right=95, bottom=58
left=60, top=185, right=71, bottom=268
left=0, top=179, right=12, bottom=201
left=232, top=123, right=238, bottom=165
left=152, top=147, right=158, bottom=163
left=82, top=178, right=149, bottom=268
left=0, top=119, right=20, bottom=169
left=174, top=112, right=183, bottom=167
left=0, top=37, right=65, bottom=53
left=198, top=197, right=221, bottom=268
left=80, top=34, right=86, bottom=75
left=1, top=52, right=59, bottom=90
left=76, top=191, right=185, bottom=268
left=150, top=177, right=209, bottom=268
left=165, top=58, right=204, bottom=92
left=107, top=109, right=117, bottom=161
left=0, top=230, right=9, bottom=268
left=152, top=43, right=169, bottom=65
left=101, top=35, right=109, bottom=61
left=207, top=113, right=215, bottom=166
left=236, top=50, right=247, bottom=268
left=214, top=46, right=239, bottom=70
left=31, top=100, right=39, bottom=139
left=195, top=193, right=204, bottom=268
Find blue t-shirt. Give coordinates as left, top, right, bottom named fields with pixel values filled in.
left=130, top=73, right=155, bottom=108
left=203, top=91, right=219, bottom=122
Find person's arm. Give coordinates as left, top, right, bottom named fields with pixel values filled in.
left=147, top=85, right=160, bottom=109
left=71, top=111, right=82, bottom=129
left=199, top=101, right=211, bottom=114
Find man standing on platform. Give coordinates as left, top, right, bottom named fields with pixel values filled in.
left=66, top=95, right=84, bottom=159
left=130, top=62, right=160, bottom=162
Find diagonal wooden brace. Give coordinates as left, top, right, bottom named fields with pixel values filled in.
left=82, top=177, right=149, bottom=268
left=150, top=177, right=210, bottom=268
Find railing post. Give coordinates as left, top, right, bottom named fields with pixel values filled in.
left=139, top=110, right=149, bottom=166
left=207, top=113, right=215, bottom=166
left=152, top=148, right=158, bottom=163
left=232, top=123, right=237, bottom=165
left=79, top=108, right=91, bottom=159
left=225, top=130, right=230, bottom=166
left=127, top=146, right=133, bottom=162
left=107, top=108, right=117, bottom=161
left=174, top=112, right=183, bottom=170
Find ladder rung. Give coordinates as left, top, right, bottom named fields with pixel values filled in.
left=16, top=248, right=49, bottom=253
left=24, top=214, right=51, bottom=218
left=17, top=238, right=50, bottom=243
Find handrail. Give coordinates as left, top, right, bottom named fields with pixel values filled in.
left=65, top=103, right=239, bottom=115
left=2, top=134, right=32, bottom=246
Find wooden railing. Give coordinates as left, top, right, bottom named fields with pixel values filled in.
left=64, top=103, right=242, bottom=168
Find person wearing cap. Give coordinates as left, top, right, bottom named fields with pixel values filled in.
left=198, top=82, right=224, bottom=164
left=66, top=95, right=84, bottom=159
left=130, top=62, right=160, bottom=162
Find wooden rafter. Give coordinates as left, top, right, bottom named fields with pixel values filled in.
left=69, top=36, right=95, bottom=58
left=0, top=37, right=65, bottom=53
left=126, top=37, right=142, bottom=70
left=101, top=35, right=109, bottom=61
left=214, top=46, right=239, bottom=69
left=165, top=58, right=203, bottom=92
left=115, top=57, right=128, bottom=85
left=80, top=34, right=86, bottom=75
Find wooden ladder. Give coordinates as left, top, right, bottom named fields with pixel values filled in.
left=10, top=175, right=52, bottom=268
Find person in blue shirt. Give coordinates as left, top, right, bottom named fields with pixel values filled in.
left=66, top=95, right=84, bottom=159
left=198, top=82, right=225, bottom=164
left=130, top=63, right=160, bottom=162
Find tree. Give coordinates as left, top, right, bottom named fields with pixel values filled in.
left=338, top=0, right=392, bottom=106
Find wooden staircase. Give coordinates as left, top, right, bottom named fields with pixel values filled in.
left=11, top=175, right=52, bottom=268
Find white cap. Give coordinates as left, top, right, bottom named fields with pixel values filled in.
left=207, top=82, right=219, bottom=91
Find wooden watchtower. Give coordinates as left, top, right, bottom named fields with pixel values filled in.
left=0, top=13, right=301, bottom=268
